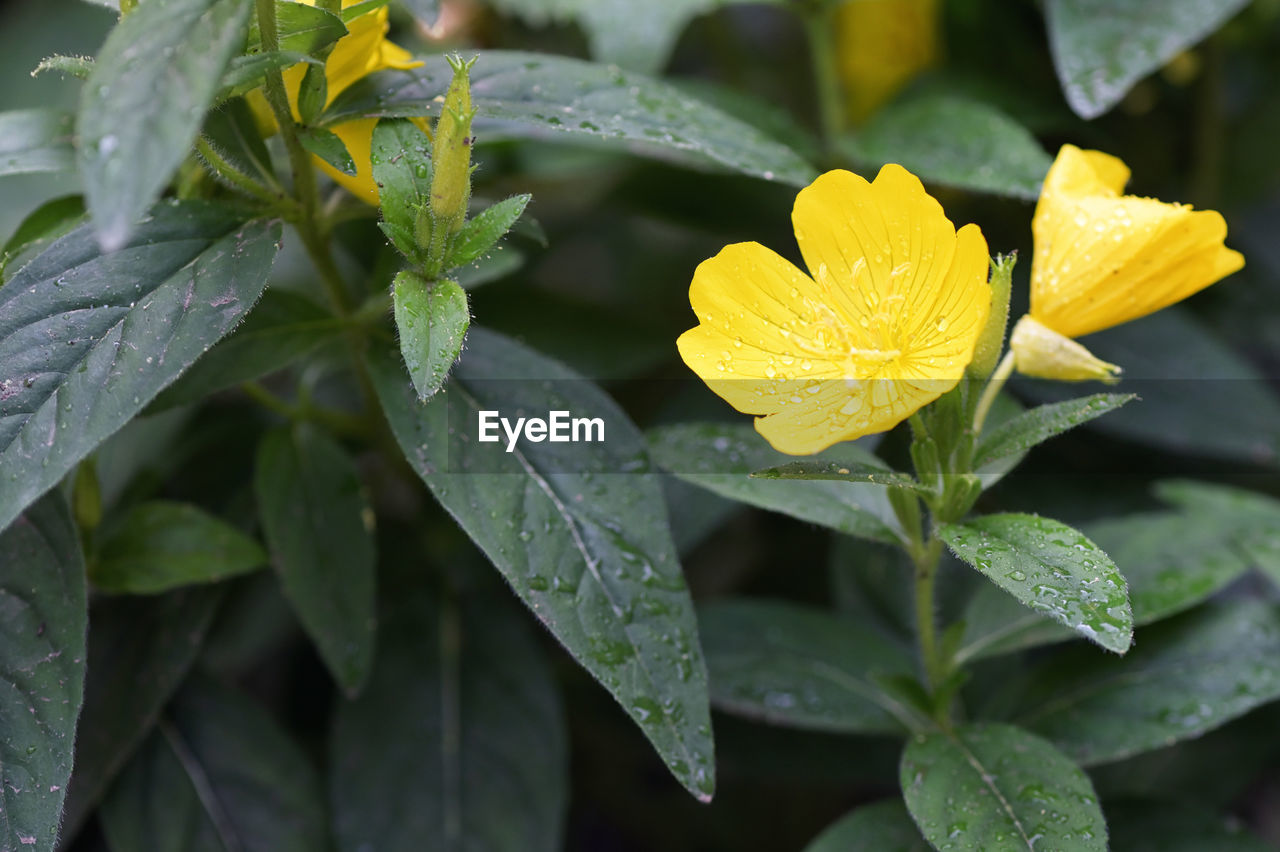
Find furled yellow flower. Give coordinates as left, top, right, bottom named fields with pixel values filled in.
left=250, top=0, right=422, bottom=202
left=678, top=167, right=991, bottom=455
left=1011, top=144, right=1245, bottom=381
left=837, top=0, right=939, bottom=125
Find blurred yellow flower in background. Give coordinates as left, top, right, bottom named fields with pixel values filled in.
left=678, top=166, right=991, bottom=455
left=1011, top=144, right=1245, bottom=381
left=250, top=0, right=422, bottom=202
left=837, top=0, right=940, bottom=124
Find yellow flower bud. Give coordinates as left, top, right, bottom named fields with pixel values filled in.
left=1009, top=315, right=1120, bottom=384
left=429, top=55, right=477, bottom=239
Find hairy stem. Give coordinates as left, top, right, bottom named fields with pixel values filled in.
left=803, top=5, right=843, bottom=156
left=972, top=350, right=1016, bottom=436
left=912, top=534, right=945, bottom=694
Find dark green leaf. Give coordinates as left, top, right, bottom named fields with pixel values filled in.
left=255, top=425, right=376, bottom=695
left=448, top=194, right=531, bottom=268
left=1008, top=603, right=1280, bottom=765
left=202, top=97, right=276, bottom=186
left=973, top=393, right=1136, bottom=470
left=218, top=50, right=318, bottom=99
left=331, top=586, right=567, bottom=852
left=393, top=273, right=469, bottom=401
left=325, top=51, right=817, bottom=187
left=99, top=674, right=327, bottom=852
left=78, top=0, right=253, bottom=249
left=149, top=289, right=342, bottom=410
left=648, top=422, right=901, bottom=546
left=1046, top=0, right=1250, bottom=118
left=0, top=108, right=74, bottom=177
left=247, top=0, right=347, bottom=55
left=803, top=800, right=930, bottom=852
left=454, top=245, right=524, bottom=290
left=297, top=126, right=356, bottom=176
left=700, top=600, right=921, bottom=734
left=750, top=460, right=922, bottom=492
left=0, top=195, right=84, bottom=280
left=0, top=493, right=86, bottom=852
left=397, top=0, right=439, bottom=27
left=842, top=94, right=1052, bottom=200
left=939, top=514, right=1132, bottom=653
left=368, top=328, right=716, bottom=801
left=91, top=501, right=266, bottom=593
left=370, top=117, right=432, bottom=243
left=900, top=723, right=1106, bottom=851
left=1105, top=800, right=1275, bottom=852
left=60, top=588, right=223, bottom=842
left=341, top=0, right=392, bottom=23
left=0, top=202, right=281, bottom=535
left=1154, top=480, right=1280, bottom=587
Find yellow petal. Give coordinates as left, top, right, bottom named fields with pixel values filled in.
left=678, top=167, right=991, bottom=455
left=1031, top=144, right=1244, bottom=338
left=837, top=0, right=940, bottom=124
left=1010, top=314, right=1120, bottom=383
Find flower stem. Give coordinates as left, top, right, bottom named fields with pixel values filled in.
left=802, top=5, right=843, bottom=156
left=911, top=534, right=945, bottom=693
left=972, top=350, right=1015, bottom=436
left=254, top=0, right=320, bottom=222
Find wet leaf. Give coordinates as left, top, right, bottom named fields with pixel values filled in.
left=803, top=799, right=931, bottom=852
left=0, top=493, right=86, bottom=852
left=0, top=202, right=281, bottom=535
left=1105, top=800, right=1275, bottom=852
left=0, top=195, right=85, bottom=280
left=297, top=127, right=357, bottom=176
left=392, top=273, right=469, bottom=401
left=448, top=194, right=531, bottom=269
left=370, top=117, right=431, bottom=257
left=91, top=501, right=266, bottom=593
left=900, top=723, right=1106, bottom=851
left=939, top=514, right=1133, bottom=654
left=0, top=108, right=74, bottom=177
left=972, top=393, right=1135, bottom=470
left=1046, top=0, right=1250, bottom=118
left=648, top=422, right=901, bottom=545
left=325, top=51, right=817, bottom=187
left=246, top=0, right=346, bottom=55
left=331, top=586, right=567, bottom=852
left=98, top=673, right=326, bottom=852
left=1006, top=602, right=1280, bottom=765
left=1154, top=480, right=1280, bottom=588
left=749, top=460, right=923, bottom=494
left=78, top=0, right=253, bottom=249
left=255, top=425, right=376, bottom=695
left=842, top=94, right=1051, bottom=200
left=368, top=328, right=715, bottom=800
left=700, top=599, right=921, bottom=734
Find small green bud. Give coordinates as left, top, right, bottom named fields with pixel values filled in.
left=968, top=252, right=1016, bottom=379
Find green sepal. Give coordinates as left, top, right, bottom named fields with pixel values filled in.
left=296, top=62, right=328, bottom=126
left=297, top=127, right=356, bottom=175
left=968, top=252, right=1016, bottom=379
left=446, top=193, right=532, bottom=269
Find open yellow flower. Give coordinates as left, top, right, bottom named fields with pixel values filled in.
left=250, top=0, right=422, bottom=202
left=1011, top=144, right=1244, bottom=381
left=678, top=166, right=991, bottom=455
left=837, top=0, right=939, bottom=125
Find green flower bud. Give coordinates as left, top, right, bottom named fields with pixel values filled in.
left=429, top=55, right=477, bottom=241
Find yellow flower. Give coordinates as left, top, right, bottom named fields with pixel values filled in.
left=837, top=0, right=939, bottom=125
left=1011, top=144, right=1245, bottom=381
left=249, top=0, right=422, bottom=202
left=677, top=166, right=991, bottom=455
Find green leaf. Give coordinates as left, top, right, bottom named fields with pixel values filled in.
left=900, top=723, right=1106, bottom=851
left=454, top=245, right=525, bottom=290
left=647, top=423, right=901, bottom=546
left=803, top=800, right=930, bottom=852
left=91, top=501, right=266, bottom=593
left=700, top=599, right=921, bottom=734
left=1046, top=0, right=1250, bottom=119
left=149, top=289, right=343, bottom=410
left=842, top=94, right=1052, bottom=200
left=1105, top=800, right=1275, bottom=851
left=59, top=588, right=223, bottom=843
left=99, top=673, right=327, bottom=852
left=218, top=50, right=318, bottom=99
left=0, top=202, right=281, bottom=536
left=31, top=55, right=95, bottom=81
left=749, top=460, right=923, bottom=492
left=341, top=0, right=392, bottom=23
left=0, top=493, right=86, bottom=852
left=325, top=51, right=817, bottom=187
left=393, top=273, right=469, bottom=401
left=956, top=508, right=1255, bottom=662
left=255, top=425, right=376, bottom=695
left=298, top=126, right=357, bottom=176
left=1154, top=480, right=1280, bottom=587
left=0, top=195, right=85, bottom=280
left=448, top=194, right=531, bottom=268
left=1007, top=602, right=1280, bottom=765
left=331, top=586, right=567, bottom=852
left=370, top=117, right=432, bottom=243
left=78, top=0, right=253, bottom=249
left=973, top=393, right=1136, bottom=470
left=939, top=513, right=1132, bottom=654
left=368, top=328, right=716, bottom=801
left=247, top=0, right=347, bottom=55
left=0, top=108, right=74, bottom=177
left=397, top=0, right=439, bottom=27
left=201, top=97, right=277, bottom=186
